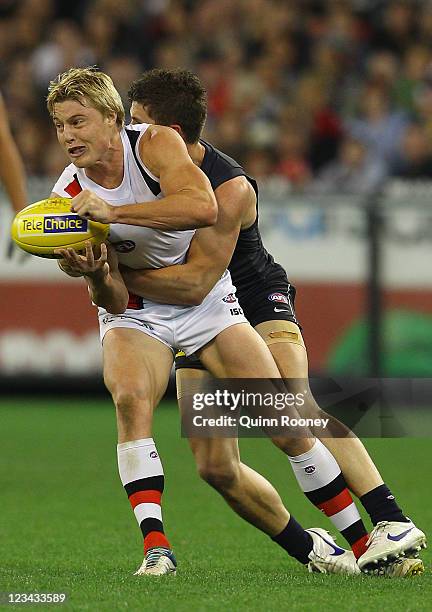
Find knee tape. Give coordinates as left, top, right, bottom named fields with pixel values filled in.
left=256, top=320, right=305, bottom=348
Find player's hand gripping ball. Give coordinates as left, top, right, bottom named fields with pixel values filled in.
left=11, top=198, right=110, bottom=258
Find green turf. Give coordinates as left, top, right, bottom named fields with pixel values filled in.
left=0, top=398, right=430, bottom=611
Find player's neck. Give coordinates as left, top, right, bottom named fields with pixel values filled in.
left=187, top=142, right=206, bottom=167
left=85, top=131, right=124, bottom=189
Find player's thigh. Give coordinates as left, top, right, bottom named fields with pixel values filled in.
left=176, top=366, right=212, bottom=400
left=255, top=320, right=309, bottom=379
left=257, top=320, right=331, bottom=423
left=103, top=327, right=173, bottom=406
left=198, top=323, right=280, bottom=378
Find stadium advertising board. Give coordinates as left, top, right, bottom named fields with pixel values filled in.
left=1, top=194, right=431, bottom=376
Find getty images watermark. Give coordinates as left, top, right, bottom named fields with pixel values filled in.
left=191, top=389, right=329, bottom=431
left=179, top=378, right=432, bottom=438
left=179, top=379, right=336, bottom=438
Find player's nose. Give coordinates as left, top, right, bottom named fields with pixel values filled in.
left=63, top=127, right=76, bottom=143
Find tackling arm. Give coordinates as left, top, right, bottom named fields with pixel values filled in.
left=0, top=94, right=27, bottom=212
left=121, top=177, right=254, bottom=305
left=71, top=127, right=218, bottom=230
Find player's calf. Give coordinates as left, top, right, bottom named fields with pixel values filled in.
left=196, top=459, right=239, bottom=492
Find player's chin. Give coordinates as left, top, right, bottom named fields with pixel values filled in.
left=70, top=155, right=89, bottom=168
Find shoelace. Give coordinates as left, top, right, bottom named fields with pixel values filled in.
left=365, top=522, right=388, bottom=550
left=145, top=547, right=170, bottom=568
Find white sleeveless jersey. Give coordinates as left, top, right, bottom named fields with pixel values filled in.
left=52, top=124, right=195, bottom=269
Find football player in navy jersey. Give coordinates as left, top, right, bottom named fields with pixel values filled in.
left=117, top=69, right=426, bottom=576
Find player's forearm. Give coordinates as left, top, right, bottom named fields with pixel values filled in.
left=0, top=138, right=27, bottom=212
left=111, top=191, right=217, bottom=230
left=121, top=265, right=217, bottom=306
left=87, top=274, right=129, bottom=314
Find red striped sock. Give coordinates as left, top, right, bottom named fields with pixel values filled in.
left=117, top=438, right=172, bottom=553
left=315, top=483, right=369, bottom=558
left=288, top=439, right=368, bottom=558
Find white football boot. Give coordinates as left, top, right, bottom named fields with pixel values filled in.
left=306, top=528, right=360, bottom=575
left=358, top=520, right=426, bottom=572
left=134, top=547, right=177, bottom=576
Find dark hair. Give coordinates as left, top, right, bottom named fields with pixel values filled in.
left=128, top=68, right=207, bottom=143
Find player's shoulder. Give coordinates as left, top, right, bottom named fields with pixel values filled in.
left=133, top=124, right=187, bottom=159
left=200, top=139, right=254, bottom=192
left=124, top=123, right=150, bottom=147
left=136, top=125, right=189, bottom=176
left=128, top=122, right=183, bottom=144
left=200, top=139, right=244, bottom=172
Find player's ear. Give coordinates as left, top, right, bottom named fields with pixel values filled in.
left=169, top=124, right=185, bottom=141
left=106, top=111, right=117, bottom=127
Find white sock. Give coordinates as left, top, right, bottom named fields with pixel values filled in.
left=288, top=439, right=368, bottom=557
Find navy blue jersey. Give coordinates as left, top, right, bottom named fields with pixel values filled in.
left=199, top=139, right=288, bottom=300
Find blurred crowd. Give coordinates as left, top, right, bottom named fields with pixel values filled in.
left=2, top=0, right=432, bottom=195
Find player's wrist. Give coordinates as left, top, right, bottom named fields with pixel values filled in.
left=107, top=204, right=119, bottom=223
left=84, top=264, right=109, bottom=283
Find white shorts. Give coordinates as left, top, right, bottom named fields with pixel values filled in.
left=98, top=270, right=248, bottom=355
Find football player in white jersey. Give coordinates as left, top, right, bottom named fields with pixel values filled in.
left=48, top=68, right=361, bottom=577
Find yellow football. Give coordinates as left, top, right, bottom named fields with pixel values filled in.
left=11, top=198, right=110, bottom=258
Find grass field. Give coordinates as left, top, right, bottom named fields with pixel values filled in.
left=0, top=398, right=430, bottom=611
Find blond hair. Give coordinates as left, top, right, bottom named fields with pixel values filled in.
left=47, top=67, right=125, bottom=127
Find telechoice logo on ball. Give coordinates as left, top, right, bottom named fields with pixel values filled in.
left=18, top=214, right=88, bottom=236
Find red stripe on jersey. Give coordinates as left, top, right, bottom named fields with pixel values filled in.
left=318, top=489, right=353, bottom=516
left=64, top=178, right=82, bottom=197
left=127, top=292, right=142, bottom=309
left=129, top=490, right=162, bottom=508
